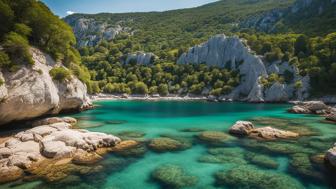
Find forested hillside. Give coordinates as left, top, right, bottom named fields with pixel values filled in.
left=65, top=0, right=336, bottom=97
left=0, top=0, right=90, bottom=85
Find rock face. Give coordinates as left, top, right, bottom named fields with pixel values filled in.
left=0, top=48, right=92, bottom=125
left=0, top=117, right=120, bottom=183
left=64, top=17, right=132, bottom=47
left=249, top=127, right=299, bottom=140
left=229, top=121, right=299, bottom=140
left=124, top=52, right=156, bottom=65
left=288, top=101, right=329, bottom=114
left=229, top=121, right=254, bottom=135
left=177, top=35, right=309, bottom=102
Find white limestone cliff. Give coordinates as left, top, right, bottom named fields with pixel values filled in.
left=0, top=48, right=91, bottom=125
left=177, top=34, right=310, bottom=102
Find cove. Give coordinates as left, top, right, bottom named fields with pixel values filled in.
left=2, top=100, right=336, bottom=189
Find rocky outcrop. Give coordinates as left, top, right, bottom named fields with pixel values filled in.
left=178, top=34, right=267, bottom=99
left=177, top=34, right=309, bottom=102
left=288, top=101, right=329, bottom=114
left=0, top=48, right=92, bottom=126
left=229, top=121, right=299, bottom=140
left=264, top=82, right=289, bottom=102
left=229, top=121, right=254, bottom=135
left=124, top=52, right=156, bottom=65
left=0, top=117, right=120, bottom=183
left=239, top=9, right=285, bottom=33
left=64, top=17, right=132, bottom=47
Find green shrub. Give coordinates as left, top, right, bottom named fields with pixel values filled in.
left=3, top=32, right=34, bottom=66
left=149, top=86, right=158, bottom=95
left=158, top=84, right=169, bottom=96
left=0, top=78, right=4, bottom=86
left=133, top=82, right=149, bottom=94
left=49, top=67, right=72, bottom=82
left=210, top=88, right=222, bottom=97
left=294, top=81, right=303, bottom=90
left=0, top=51, right=11, bottom=69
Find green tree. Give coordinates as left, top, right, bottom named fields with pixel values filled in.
left=158, top=84, right=169, bottom=96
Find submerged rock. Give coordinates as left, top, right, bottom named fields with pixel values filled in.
left=198, top=147, right=247, bottom=165
left=111, top=140, right=146, bottom=157
left=198, top=131, right=233, bottom=145
left=215, top=165, right=304, bottom=189
left=148, top=137, right=191, bottom=152
left=243, top=139, right=316, bottom=155
left=289, top=153, right=325, bottom=181
left=151, top=164, right=198, bottom=188
left=250, top=117, right=320, bottom=136
left=245, top=152, right=279, bottom=169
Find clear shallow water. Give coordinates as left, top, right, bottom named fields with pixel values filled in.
left=3, top=101, right=336, bottom=189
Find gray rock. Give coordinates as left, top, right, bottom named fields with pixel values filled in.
left=124, top=52, right=156, bottom=65
left=264, top=82, right=289, bottom=102
left=229, top=121, right=255, bottom=136
left=65, top=17, right=132, bottom=47
left=178, top=34, right=267, bottom=98
left=0, top=48, right=91, bottom=125
left=250, top=127, right=299, bottom=140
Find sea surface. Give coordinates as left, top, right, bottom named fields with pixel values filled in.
left=2, top=100, right=336, bottom=189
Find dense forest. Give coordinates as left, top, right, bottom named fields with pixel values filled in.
left=67, top=0, right=336, bottom=96
left=0, top=0, right=90, bottom=86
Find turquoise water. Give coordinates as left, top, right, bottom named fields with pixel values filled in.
left=3, top=101, right=336, bottom=189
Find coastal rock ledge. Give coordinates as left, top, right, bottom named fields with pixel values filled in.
left=229, top=121, right=299, bottom=140
left=0, top=117, right=121, bottom=183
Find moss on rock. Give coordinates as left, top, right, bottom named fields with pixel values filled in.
left=148, top=137, right=191, bottom=152
left=151, top=164, right=198, bottom=188
left=245, top=152, right=279, bottom=169
left=198, top=131, right=233, bottom=145
left=215, top=165, right=304, bottom=189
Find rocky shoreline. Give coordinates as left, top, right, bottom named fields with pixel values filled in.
left=0, top=117, right=125, bottom=183
left=286, top=101, right=336, bottom=170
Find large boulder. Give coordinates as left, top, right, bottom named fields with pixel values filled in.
left=0, top=48, right=91, bottom=125
left=229, top=121, right=255, bottom=136
left=288, top=101, right=329, bottom=114
left=229, top=121, right=299, bottom=140
left=249, top=127, right=299, bottom=140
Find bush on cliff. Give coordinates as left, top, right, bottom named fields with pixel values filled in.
left=49, top=67, right=72, bottom=82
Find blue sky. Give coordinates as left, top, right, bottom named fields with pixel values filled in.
left=41, top=0, right=218, bottom=17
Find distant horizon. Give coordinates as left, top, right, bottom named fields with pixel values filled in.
left=41, top=0, right=218, bottom=17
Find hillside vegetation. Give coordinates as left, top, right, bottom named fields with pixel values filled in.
left=65, top=0, right=336, bottom=96
left=0, top=0, right=90, bottom=84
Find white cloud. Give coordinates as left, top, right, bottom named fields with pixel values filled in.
left=66, top=11, right=75, bottom=15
